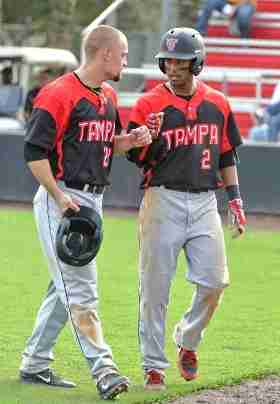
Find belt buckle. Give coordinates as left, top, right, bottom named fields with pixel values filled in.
left=82, top=183, right=104, bottom=194
left=83, top=184, right=90, bottom=192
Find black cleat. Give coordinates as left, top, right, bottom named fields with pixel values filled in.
left=96, top=373, right=130, bottom=400
left=20, top=368, right=76, bottom=388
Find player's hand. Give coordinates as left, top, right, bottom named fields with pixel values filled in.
left=228, top=198, right=246, bottom=238
left=56, top=192, right=80, bottom=214
left=146, top=112, right=164, bottom=139
left=129, top=125, right=152, bottom=148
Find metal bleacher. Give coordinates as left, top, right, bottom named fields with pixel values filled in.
left=118, top=0, right=280, bottom=137
left=203, top=0, right=280, bottom=136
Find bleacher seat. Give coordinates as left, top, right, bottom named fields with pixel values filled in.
left=118, top=0, right=280, bottom=138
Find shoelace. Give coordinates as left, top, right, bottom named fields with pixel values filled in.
left=47, top=370, right=57, bottom=383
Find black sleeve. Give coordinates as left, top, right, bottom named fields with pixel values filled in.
left=24, top=97, right=32, bottom=116
left=25, top=107, right=57, bottom=151
left=115, top=110, right=122, bottom=135
left=24, top=87, right=40, bottom=115
left=227, top=111, right=243, bottom=148
left=219, top=149, right=237, bottom=169
left=24, top=142, right=49, bottom=162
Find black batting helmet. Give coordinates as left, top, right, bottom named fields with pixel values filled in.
left=56, top=206, right=103, bottom=267
left=155, top=27, right=206, bottom=76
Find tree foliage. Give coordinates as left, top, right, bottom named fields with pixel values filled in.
left=1, top=0, right=113, bottom=48
left=116, top=0, right=162, bottom=32
left=0, top=0, right=200, bottom=52
left=177, top=0, right=202, bottom=26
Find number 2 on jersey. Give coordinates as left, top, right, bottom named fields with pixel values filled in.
left=103, top=146, right=112, bottom=167
left=201, top=148, right=211, bottom=170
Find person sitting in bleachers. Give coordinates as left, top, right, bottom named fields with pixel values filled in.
left=196, top=0, right=257, bottom=38
left=249, top=83, right=280, bottom=142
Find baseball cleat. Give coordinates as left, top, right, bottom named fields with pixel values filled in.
left=177, top=347, right=199, bottom=381
left=19, top=368, right=76, bottom=388
left=96, top=373, right=130, bottom=400
left=144, top=369, right=166, bottom=391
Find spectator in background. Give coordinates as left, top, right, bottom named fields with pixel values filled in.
left=1, top=66, right=13, bottom=85
left=196, top=0, right=257, bottom=38
left=0, top=66, right=23, bottom=118
left=24, top=68, right=53, bottom=120
left=248, top=82, right=280, bottom=142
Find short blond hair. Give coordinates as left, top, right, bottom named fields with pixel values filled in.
left=83, top=25, right=126, bottom=62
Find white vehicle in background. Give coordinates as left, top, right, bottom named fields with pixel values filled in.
left=0, top=46, right=78, bottom=134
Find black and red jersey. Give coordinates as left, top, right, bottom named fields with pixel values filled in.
left=127, top=80, right=242, bottom=191
left=25, top=72, right=122, bottom=186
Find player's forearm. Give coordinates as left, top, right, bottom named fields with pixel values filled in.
left=220, top=165, right=242, bottom=201
left=114, top=133, right=135, bottom=154
left=220, top=165, right=239, bottom=187
left=27, top=159, right=64, bottom=201
left=114, top=126, right=152, bottom=154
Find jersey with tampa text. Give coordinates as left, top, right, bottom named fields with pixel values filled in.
left=25, top=72, right=122, bottom=186
left=127, top=80, right=242, bottom=191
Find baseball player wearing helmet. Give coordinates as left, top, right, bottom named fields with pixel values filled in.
left=127, top=27, right=246, bottom=390
left=19, top=25, right=151, bottom=400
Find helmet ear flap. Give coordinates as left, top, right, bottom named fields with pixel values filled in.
left=190, top=58, right=204, bottom=76
left=158, top=58, right=166, bottom=74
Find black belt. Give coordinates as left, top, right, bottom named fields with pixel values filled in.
left=65, top=181, right=105, bottom=194
left=162, top=185, right=209, bottom=193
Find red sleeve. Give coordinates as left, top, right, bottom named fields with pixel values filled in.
left=127, top=97, right=155, bottom=162
left=35, top=89, right=67, bottom=124
left=220, top=100, right=242, bottom=154
left=129, top=97, right=152, bottom=126
left=26, top=86, right=70, bottom=150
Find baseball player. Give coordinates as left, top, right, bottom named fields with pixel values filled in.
left=19, top=25, right=151, bottom=400
left=127, top=27, right=246, bottom=390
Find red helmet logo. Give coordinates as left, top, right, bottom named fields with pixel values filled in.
left=165, top=38, right=178, bottom=52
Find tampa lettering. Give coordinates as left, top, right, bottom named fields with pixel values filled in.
left=78, top=120, right=115, bottom=143
left=162, top=124, right=218, bottom=150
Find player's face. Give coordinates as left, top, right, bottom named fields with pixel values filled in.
left=164, top=58, right=192, bottom=88
left=108, top=36, right=128, bottom=82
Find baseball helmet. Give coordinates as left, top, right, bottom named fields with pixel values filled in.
left=56, top=206, right=103, bottom=267
left=155, top=27, right=206, bottom=76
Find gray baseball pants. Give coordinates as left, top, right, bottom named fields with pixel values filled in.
left=138, top=186, right=229, bottom=371
left=20, top=184, right=118, bottom=381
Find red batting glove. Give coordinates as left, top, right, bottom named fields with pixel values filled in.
left=146, top=112, right=164, bottom=139
left=228, top=198, right=246, bottom=238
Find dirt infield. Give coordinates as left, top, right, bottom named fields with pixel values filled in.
left=169, top=375, right=280, bottom=404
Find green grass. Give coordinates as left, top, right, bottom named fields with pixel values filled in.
left=0, top=209, right=279, bottom=404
